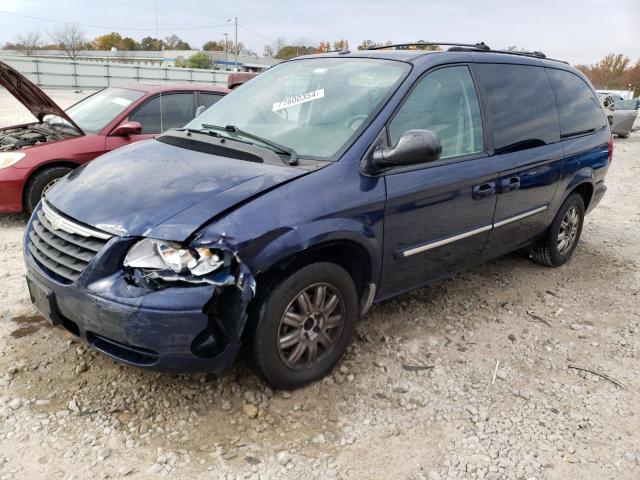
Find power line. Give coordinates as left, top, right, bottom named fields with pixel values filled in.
left=0, top=9, right=228, bottom=32
left=238, top=24, right=277, bottom=44
left=0, top=9, right=280, bottom=46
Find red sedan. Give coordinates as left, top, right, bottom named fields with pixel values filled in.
left=0, top=60, right=229, bottom=213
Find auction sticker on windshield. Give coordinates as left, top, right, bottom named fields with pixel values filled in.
left=272, top=89, right=325, bottom=112
left=111, top=97, right=133, bottom=107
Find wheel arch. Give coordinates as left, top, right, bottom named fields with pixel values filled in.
left=251, top=236, right=378, bottom=313
left=563, top=167, right=596, bottom=212
left=22, top=159, right=80, bottom=207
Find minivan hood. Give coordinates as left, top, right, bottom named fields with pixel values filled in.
left=45, top=138, right=308, bottom=241
left=0, top=60, right=83, bottom=134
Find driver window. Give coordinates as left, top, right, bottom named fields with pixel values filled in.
left=388, top=66, right=484, bottom=159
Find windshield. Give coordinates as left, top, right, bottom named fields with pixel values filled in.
left=46, top=88, right=145, bottom=134
left=186, top=58, right=410, bottom=160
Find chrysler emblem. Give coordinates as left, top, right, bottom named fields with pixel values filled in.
left=50, top=214, right=62, bottom=230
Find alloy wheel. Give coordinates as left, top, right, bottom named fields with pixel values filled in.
left=557, top=206, right=580, bottom=254
left=42, top=177, right=62, bottom=196
left=277, top=283, right=345, bottom=370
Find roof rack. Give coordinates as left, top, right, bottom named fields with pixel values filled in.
left=367, top=42, right=490, bottom=51
left=367, top=42, right=569, bottom=64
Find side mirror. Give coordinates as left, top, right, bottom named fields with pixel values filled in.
left=111, top=121, right=142, bottom=136
left=195, top=105, right=207, bottom=117
left=372, top=129, right=442, bottom=169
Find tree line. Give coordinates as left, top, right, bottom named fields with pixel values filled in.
left=576, top=54, right=639, bottom=91
left=2, top=27, right=440, bottom=61
left=4, top=27, right=638, bottom=90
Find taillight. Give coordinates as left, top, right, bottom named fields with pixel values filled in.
left=608, top=135, right=614, bottom=162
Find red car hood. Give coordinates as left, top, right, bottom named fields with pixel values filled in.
left=0, top=60, right=83, bottom=134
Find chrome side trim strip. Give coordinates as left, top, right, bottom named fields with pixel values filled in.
left=42, top=199, right=112, bottom=240
left=400, top=205, right=549, bottom=258
left=402, top=224, right=492, bottom=257
left=493, top=205, right=548, bottom=228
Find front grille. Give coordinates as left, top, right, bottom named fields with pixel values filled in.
left=28, top=201, right=112, bottom=283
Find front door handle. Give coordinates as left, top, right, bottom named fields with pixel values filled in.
left=472, top=182, right=496, bottom=200
left=501, top=176, right=521, bottom=193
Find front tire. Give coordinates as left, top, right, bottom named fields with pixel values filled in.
left=247, top=262, right=358, bottom=389
left=529, top=193, right=585, bottom=267
left=24, top=166, right=73, bottom=214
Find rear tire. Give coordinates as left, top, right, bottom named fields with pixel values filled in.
left=529, top=193, right=585, bottom=267
left=24, top=166, right=72, bottom=214
left=247, top=262, right=358, bottom=389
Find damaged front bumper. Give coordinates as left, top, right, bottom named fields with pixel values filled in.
left=23, top=223, right=254, bottom=373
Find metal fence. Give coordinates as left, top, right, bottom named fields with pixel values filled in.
left=0, top=55, right=231, bottom=90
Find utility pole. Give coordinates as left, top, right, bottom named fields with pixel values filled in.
left=223, top=33, right=228, bottom=70
left=227, top=17, right=238, bottom=71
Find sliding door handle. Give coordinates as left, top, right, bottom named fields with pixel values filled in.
left=472, top=182, right=496, bottom=199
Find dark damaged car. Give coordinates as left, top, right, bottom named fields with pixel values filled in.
left=24, top=44, right=612, bottom=388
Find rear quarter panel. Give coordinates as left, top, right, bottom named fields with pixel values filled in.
left=553, top=128, right=610, bottom=214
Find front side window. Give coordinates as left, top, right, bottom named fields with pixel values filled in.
left=475, top=64, right=559, bottom=153
left=388, top=65, right=484, bottom=159
left=186, top=58, right=410, bottom=160
left=130, top=93, right=196, bottom=134
left=46, top=87, right=145, bottom=134
left=546, top=68, right=607, bottom=137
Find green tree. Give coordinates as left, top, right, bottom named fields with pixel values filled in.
left=332, top=39, right=349, bottom=51
left=93, top=32, right=122, bottom=50
left=275, top=44, right=315, bottom=59
left=164, top=34, right=191, bottom=50
left=203, top=40, right=225, bottom=51
left=185, top=51, right=212, bottom=69
left=140, top=36, right=164, bottom=51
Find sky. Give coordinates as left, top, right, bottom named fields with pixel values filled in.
left=0, top=0, right=638, bottom=65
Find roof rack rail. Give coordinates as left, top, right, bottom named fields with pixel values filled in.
left=368, top=41, right=490, bottom=51
left=367, top=41, right=569, bottom=64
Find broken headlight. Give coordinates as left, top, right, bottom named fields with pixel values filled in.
left=0, top=152, right=26, bottom=169
left=123, top=238, right=224, bottom=276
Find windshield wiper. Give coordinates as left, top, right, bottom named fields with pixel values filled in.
left=201, top=124, right=299, bottom=165
left=175, top=127, right=223, bottom=138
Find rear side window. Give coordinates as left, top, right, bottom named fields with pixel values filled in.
left=199, top=93, right=224, bottom=109
left=475, top=64, right=559, bottom=154
left=546, top=69, right=607, bottom=137
left=388, top=65, right=484, bottom=159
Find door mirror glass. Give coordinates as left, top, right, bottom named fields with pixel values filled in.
left=373, top=129, right=442, bottom=169
left=111, top=121, right=142, bottom=136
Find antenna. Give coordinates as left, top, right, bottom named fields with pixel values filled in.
left=155, top=5, right=163, bottom=133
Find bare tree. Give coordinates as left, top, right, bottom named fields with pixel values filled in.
left=16, top=32, right=42, bottom=56
left=50, top=23, right=86, bottom=60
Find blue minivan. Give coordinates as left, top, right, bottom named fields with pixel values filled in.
left=23, top=43, right=612, bottom=388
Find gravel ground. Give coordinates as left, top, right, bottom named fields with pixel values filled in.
left=0, top=91, right=639, bottom=480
